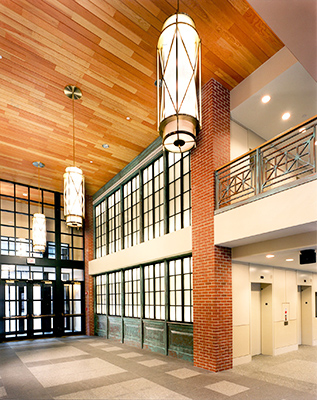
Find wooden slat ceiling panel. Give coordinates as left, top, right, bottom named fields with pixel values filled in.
left=0, top=0, right=283, bottom=195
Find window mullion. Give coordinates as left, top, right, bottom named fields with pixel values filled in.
left=120, top=186, right=124, bottom=250
left=180, top=154, right=184, bottom=230
left=163, top=151, right=169, bottom=235
left=139, top=170, right=144, bottom=243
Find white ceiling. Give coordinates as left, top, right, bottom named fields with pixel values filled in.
left=232, top=0, right=317, bottom=140
left=231, top=62, right=317, bottom=140
left=233, top=247, right=317, bottom=273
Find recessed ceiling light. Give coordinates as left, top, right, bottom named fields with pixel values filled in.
left=0, top=55, right=2, bottom=60
left=261, top=95, right=271, bottom=104
left=286, top=258, right=294, bottom=262
left=22, top=193, right=28, bottom=197
left=89, top=160, right=93, bottom=163
left=126, top=116, right=131, bottom=121
left=266, top=254, right=275, bottom=259
left=102, top=143, right=109, bottom=149
left=282, top=112, right=290, bottom=120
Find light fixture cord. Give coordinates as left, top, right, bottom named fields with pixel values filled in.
left=38, top=163, right=41, bottom=213
left=72, top=88, right=75, bottom=167
left=176, top=9, right=179, bottom=140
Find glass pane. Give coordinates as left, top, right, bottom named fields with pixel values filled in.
left=73, top=283, right=81, bottom=299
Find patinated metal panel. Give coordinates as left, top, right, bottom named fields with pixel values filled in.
left=143, top=320, right=166, bottom=355
left=123, top=317, right=141, bottom=348
left=95, top=314, right=107, bottom=337
left=108, top=316, right=122, bottom=340
left=168, top=323, right=193, bottom=362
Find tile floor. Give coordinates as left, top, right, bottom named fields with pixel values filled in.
left=0, top=336, right=316, bottom=399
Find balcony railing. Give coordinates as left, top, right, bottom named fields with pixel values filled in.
left=215, top=117, right=317, bottom=210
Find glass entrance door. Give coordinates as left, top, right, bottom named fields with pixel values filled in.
left=63, top=282, right=82, bottom=334
left=4, top=281, right=28, bottom=338
left=32, top=282, right=54, bottom=336
left=3, top=280, right=54, bottom=339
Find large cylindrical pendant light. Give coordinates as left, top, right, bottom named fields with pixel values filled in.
left=157, top=12, right=201, bottom=153
left=63, top=85, right=85, bottom=228
left=32, top=161, right=46, bottom=253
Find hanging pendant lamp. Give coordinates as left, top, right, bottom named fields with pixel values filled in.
left=32, top=161, right=47, bottom=253
left=63, top=85, right=85, bottom=228
left=157, top=7, right=201, bottom=153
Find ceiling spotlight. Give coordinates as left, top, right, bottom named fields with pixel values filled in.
left=286, top=258, right=294, bottom=262
left=102, top=143, right=109, bottom=149
left=89, top=160, right=93, bottom=163
left=282, top=112, right=290, bottom=120
left=126, top=116, right=131, bottom=121
left=22, top=193, right=28, bottom=197
left=266, top=254, right=274, bottom=259
left=261, top=95, right=271, bottom=104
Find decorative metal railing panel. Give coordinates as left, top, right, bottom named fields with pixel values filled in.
left=215, top=118, right=317, bottom=209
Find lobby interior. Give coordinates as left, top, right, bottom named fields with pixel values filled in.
left=0, top=0, right=316, bottom=399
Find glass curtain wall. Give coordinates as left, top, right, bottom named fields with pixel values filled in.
left=95, top=152, right=191, bottom=258
left=95, top=256, right=192, bottom=324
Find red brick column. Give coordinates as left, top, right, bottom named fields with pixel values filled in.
left=191, top=78, right=232, bottom=372
left=84, top=195, right=94, bottom=336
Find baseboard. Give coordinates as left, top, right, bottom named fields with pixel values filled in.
left=233, top=355, right=252, bottom=366
left=274, top=344, right=298, bottom=356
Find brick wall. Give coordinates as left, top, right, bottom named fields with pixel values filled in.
left=84, top=195, right=94, bottom=336
left=191, top=78, right=232, bottom=372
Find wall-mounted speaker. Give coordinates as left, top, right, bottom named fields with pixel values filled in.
left=299, top=249, right=316, bottom=265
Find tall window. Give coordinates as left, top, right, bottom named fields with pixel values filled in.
left=95, top=275, right=107, bottom=314
left=123, top=175, right=140, bottom=249
left=108, top=190, right=121, bottom=254
left=0, top=181, right=56, bottom=258
left=143, top=156, right=164, bottom=241
left=124, top=267, right=140, bottom=318
left=168, top=152, right=191, bottom=233
left=94, top=150, right=192, bottom=258
left=95, top=200, right=106, bottom=258
left=61, top=194, right=84, bottom=261
left=109, top=271, right=121, bottom=316
left=169, top=257, right=193, bottom=323
left=144, top=262, right=165, bottom=320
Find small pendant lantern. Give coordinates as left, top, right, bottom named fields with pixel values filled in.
left=63, top=85, right=85, bottom=228
left=32, top=161, right=46, bottom=253
left=157, top=10, right=201, bottom=153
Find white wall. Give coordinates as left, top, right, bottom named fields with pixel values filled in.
left=233, top=263, right=317, bottom=365
left=230, top=120, right=265, bottom=161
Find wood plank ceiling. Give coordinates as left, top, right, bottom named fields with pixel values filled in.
left=0, top=0, right=283, bottom=196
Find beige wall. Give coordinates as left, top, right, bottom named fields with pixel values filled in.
left=233, top=262, right=317, bottom=365
left=89, top=226, right=192, bottom=275
left=215, top=178, right=317, bottom=247
left=230, top=120, right=265, bottom=161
